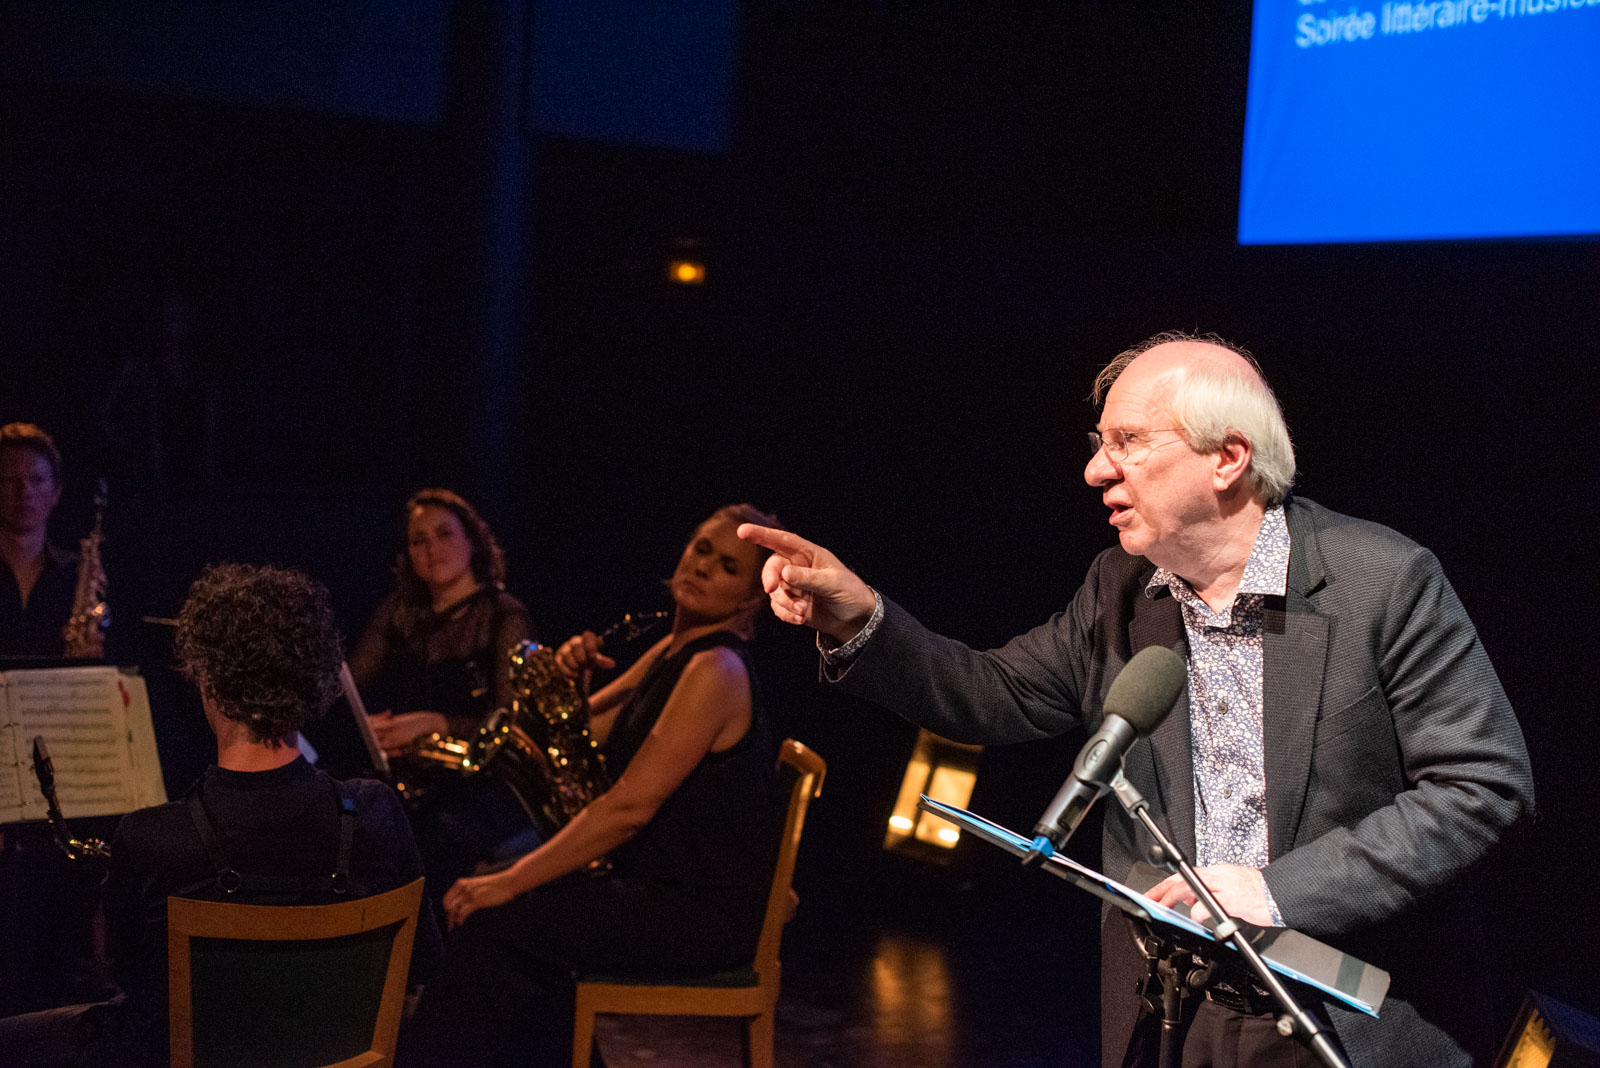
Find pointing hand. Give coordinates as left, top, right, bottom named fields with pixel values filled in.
left=736, top=524, right=876, bottom=644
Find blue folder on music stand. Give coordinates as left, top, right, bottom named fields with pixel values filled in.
left=918, top=795, right=1390, bottom=1018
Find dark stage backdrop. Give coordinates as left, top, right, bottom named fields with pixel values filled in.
left=1, top=0, right=1595, bottom=1042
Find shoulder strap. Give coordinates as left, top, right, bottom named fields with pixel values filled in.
left=329, top=783, right=357, bottom=895
left=183, top=778, right=357, bottom=896
left=186, top=790, right=242, bottom=894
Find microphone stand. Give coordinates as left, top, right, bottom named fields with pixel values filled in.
left=1106, top=770, right=1349, bottom=1068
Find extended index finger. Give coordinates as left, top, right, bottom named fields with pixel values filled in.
left=736, top=523, right=821, bottom=561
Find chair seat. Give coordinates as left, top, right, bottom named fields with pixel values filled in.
left=580, top=967, right=759, bottom=990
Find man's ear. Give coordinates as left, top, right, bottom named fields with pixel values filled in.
left=1212, top=431, right=1253, bottom=493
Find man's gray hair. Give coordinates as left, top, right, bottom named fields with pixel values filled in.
left=1092, top=331, right=1297, bottom=506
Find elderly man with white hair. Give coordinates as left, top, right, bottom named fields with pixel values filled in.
left=739, top=332, right=1532, bottom=1068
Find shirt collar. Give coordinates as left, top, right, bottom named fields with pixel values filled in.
left=1144, top=504, right=1290, bottom=602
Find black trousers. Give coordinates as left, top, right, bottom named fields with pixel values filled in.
left=0, top=1002, right=96, bottom=1067
left=0, top=998, right=136, bottom=1068
left=1181, top=999, right=1323, bottom=1068
left=407, top=776, right=542, bottom=920
left=399, top=872, right=761, bottom=1068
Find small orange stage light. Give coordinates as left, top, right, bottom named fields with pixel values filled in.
left=667, top=259, right=706, bottom=285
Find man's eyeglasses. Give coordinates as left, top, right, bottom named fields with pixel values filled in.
left=1087, top=428, right=1183, bottom=464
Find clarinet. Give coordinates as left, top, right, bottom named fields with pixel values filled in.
left=31, top=736, right=112, bottom=865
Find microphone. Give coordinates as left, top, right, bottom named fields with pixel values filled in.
left=1027, top=646, right=1186, bottom=858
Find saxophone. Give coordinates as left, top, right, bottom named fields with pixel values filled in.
left=396, top=610, right=669, bottom=836
left=63, top=479, right=109, bottom=659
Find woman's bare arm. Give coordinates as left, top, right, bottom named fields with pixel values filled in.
left=441, top=646, right=751, bottom=926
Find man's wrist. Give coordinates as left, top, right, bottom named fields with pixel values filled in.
left=819, top=589, right=885, bottom=679
left=838, top=584, right=881, bottom=641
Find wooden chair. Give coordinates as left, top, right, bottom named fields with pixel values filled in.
left=167, top=876, right=424, bottom=1068
left=571, top=739, right=827, bottom=1068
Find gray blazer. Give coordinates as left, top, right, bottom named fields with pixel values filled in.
left=834, top=496, right=1533, bottom=1066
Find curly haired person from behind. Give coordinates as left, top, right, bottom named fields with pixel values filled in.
left=0, top=564, right=441, bottom=1067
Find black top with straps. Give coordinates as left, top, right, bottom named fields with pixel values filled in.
left=183, top=780, right=357, bottom=898
left=100, top=758, right=439, bottom=1067
left=603, top=631, right=781, bottom=902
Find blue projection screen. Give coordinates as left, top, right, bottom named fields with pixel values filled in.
left=1239, top=0, right=1600, bottom=244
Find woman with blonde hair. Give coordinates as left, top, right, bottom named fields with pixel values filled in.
left=402, top=504, right=786, bottom=1068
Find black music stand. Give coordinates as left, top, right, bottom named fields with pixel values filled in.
left=918, top=797, right=1388, bottom=1066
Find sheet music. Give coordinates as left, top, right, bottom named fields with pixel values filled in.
left=1, top=666, right=166, bottom=822
left=0, top=706, right=21, bottom=815
left=118, top=674, right=166, bottom=810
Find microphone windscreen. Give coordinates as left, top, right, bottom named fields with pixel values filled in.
left=1103, top=646, right=1186, bottom=733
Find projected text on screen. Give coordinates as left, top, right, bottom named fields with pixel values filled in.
left=1239, top=0, right=1600, bottom=243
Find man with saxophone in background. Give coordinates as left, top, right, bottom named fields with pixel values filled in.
left=0, top=422, right=111, bottom=1026
left=0, top=421, right=105, bottom=660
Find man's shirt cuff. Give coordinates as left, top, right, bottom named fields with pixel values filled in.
left=1260, top=869, right=1285, bottom=928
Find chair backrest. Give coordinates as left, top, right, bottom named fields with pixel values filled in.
left=167, top=876, right=424, bottom=1068
left=752, top=739, right=827, bottom=978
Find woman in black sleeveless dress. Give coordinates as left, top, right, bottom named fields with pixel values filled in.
left=401, top=504, right=784, bottom=1068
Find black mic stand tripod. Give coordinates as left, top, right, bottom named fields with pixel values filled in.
left=1104, top=770, right=1349, bottom=1068
left=1127, top=916, right=1211, bottom=1068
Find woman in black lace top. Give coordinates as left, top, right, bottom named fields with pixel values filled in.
left=348, top=489, right=535, bottom=905
left=348, top=488, right=531, bottom=753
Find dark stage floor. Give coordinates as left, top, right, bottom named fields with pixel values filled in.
left=597, top=855, right=1104, bottom=1068
left=591, top=849, right=1600, bottom=1068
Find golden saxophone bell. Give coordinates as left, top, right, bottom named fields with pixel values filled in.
left=63, top=479, right=110, bottom=659
left=395, top=610, right=669, bottom=836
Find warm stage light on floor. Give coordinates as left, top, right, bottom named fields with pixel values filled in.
left=884, top=729, right=982, bottom=853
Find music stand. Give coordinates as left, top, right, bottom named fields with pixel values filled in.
left=338, top=662, right=388, bottom=777
left=919, top=796, right=1387, bottom=1066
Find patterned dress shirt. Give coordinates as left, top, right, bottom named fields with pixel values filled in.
left=1147, top=505, right=1289, bottom=924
